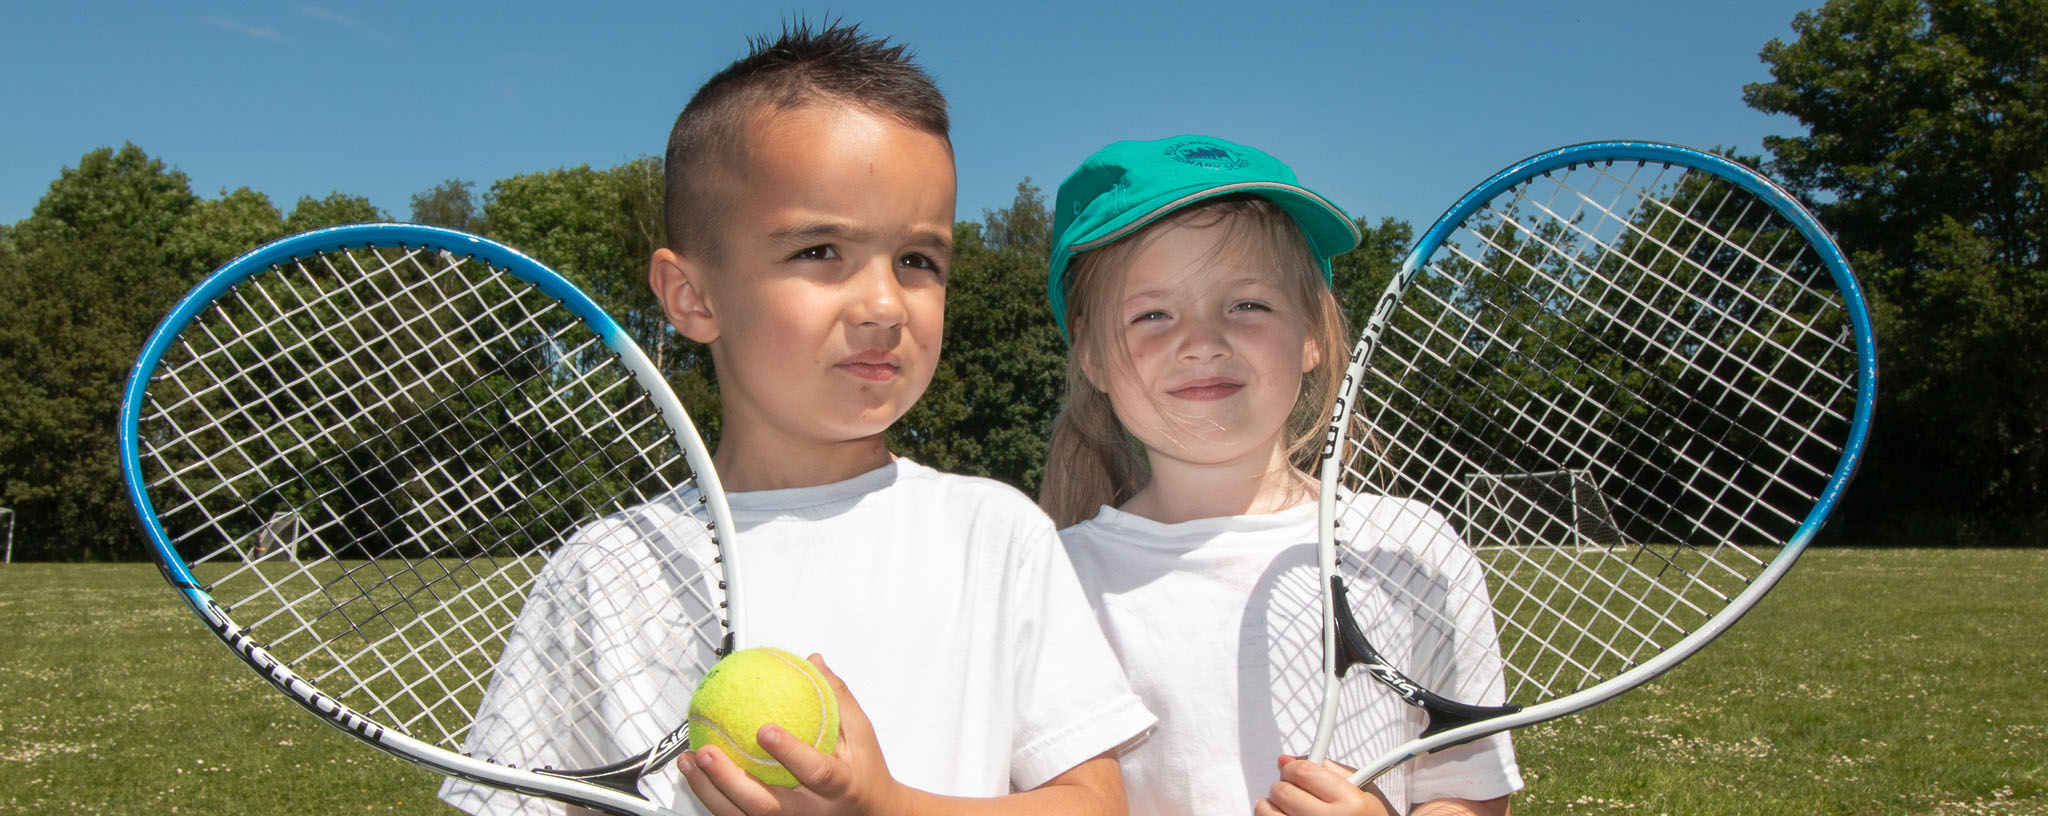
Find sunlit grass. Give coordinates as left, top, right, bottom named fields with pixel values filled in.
left=1, top=550, right=2042, bottom=814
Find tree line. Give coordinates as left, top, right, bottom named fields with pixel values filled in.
left=1, top=0, right=2041, bottom=559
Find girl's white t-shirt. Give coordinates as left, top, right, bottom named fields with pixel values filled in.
left=1061, top=498, right=1522, bottom=816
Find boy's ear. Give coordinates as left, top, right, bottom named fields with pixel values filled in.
left=649, top=248, right=718, bottom=343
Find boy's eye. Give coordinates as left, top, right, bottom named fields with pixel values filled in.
left=899, top=253, right=946, bottom=276
left=793, top=245, right=838, bottom=261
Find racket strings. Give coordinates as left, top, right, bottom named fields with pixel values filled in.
left=1456, top=172, right=1846, bottom=538
left=1335, top=157, right=1860, bottom=705
left=135, top=242, right=716, bottom=753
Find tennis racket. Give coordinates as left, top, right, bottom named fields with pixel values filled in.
left=117, top=223, right=740, bottom=815
left=1307, top=141, right=1877, bottom=789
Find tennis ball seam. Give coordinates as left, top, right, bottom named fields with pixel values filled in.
left=761, top=649, right=832, bottom=747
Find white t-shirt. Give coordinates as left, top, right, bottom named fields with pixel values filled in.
left=1060, top=496, right=1522, bottom=816
left=441, top=458, right=1155, bottom=814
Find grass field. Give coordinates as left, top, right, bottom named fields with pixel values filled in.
left=3, top=549, right=2043, bottom=814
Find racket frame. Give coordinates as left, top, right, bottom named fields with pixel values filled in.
left=116, top=223, right=739, bottom=815
left=1309, top=141, right=1877, bottom=784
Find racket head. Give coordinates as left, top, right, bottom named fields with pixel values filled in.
left=117, top=223, right=737, bottom=814
left=1310, top=142, right=1876, bottom=786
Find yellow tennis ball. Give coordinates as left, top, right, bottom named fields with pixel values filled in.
left=687, top=647, right=840, bottom=788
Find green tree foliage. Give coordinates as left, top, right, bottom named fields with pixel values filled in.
left=1, top=145, right=1428, bottom=558
left=1745, top=0, right=2048, bottom=543
left=410, top=179, right=479, bottom=231
left=283, top=192, right=385, bottom=232
left=479, top=160, right=719, bottom=441
left=1332, top=216, right=1419, bottom=334
left=165, top=188, right=289, bottom=275
left=0, top=146, right=205, bottom=559
left=893, top=181, right=1069, bottom=493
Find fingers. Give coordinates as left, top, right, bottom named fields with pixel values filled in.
left=759, top=723, right=847, bottom=796
left=677, top=745, right=779, bottom=816
left=1258, top=755, right=1394, bottom=816
left=1277, top=755, right=1356, bottom=803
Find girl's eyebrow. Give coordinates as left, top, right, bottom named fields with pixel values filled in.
left=1121, top=288, right=1170, bottom=307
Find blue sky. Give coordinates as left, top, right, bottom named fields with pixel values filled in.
left=3, top=1, right=1819, bottom=234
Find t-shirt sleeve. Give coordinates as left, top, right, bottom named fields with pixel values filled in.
left=438, top=510, right=720, bottom=816
left=1003, top=514, right=1157, bottom=790
left=1404, top=511, right=1523, bottom=805
left=438, top=550, right=593, bottom=816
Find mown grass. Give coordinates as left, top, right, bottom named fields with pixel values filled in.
left=2, top=549, right=2042, bottom=814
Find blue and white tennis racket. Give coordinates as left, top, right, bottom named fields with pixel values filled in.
left=1308, top=142, right=1877, bottom=789
left=118, top=223, right=740, bottom=815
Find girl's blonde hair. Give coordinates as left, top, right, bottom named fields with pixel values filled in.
left=1039, top=195, right=1352, bottom=527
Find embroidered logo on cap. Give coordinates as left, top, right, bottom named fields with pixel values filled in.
left=1165, top=140, right=1248, bottom=171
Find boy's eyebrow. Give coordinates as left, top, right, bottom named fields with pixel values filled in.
left=768, top=221, right=955, bottom=256
left=768, top=221, right=870, bottom=245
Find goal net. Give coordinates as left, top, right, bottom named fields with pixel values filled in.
left=1461, top=468, right=1626, bottom=550
left=238, top=510, right=311, bottom=564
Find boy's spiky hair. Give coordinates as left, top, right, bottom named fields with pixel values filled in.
left=662, top=20, right=950, bottom=256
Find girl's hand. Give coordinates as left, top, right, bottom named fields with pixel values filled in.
left=1253, top=754, right=1394, bottom=816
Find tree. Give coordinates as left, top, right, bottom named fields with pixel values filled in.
left=165, top=187, right=288, bottom=276
left=1331, top=216, right=1418, bottom=334
left=892, top=181, right=1069, bottom=493
left=284, top=192, right=384, bottom=233
left=481, top=160, right=720, bottom=440
left=410, top=179, right=479, bottom=231
left=1745, top=0, right=2048, bottom=543
left=0, top=145, right=204, bottom=560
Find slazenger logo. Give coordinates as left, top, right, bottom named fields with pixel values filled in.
left=1361, top=653, right=1429, bottom=703
left=204, top=599, right=385, bottom=740
left=644, top=725, right=692, bottom=774
left=1166, top=140, right=1248, bottom=170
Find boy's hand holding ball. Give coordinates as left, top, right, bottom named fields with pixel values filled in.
left=688, top=647, right=841, bottom=788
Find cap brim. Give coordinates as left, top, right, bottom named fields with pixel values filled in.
left=1048, top=181, right=1360, bottom=339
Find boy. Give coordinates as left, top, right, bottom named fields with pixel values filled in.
left=439, top=21, right=1153, bottom=816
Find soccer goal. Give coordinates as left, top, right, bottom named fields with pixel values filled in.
left=239, top=509, right=311, bottom=564
left=1461, top=468, right=1627, bottom=551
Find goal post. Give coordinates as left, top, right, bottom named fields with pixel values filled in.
left=1460, top=468, right=1627, bottom=550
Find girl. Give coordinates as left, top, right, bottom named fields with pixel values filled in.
left=1040, top=135, right=1522, bottom=816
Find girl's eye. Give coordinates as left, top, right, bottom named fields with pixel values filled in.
left=793, top=245, right=838, bottom=261
left=1231, top=300, right=1274, bottom=313
left=1130, top=310, right=1169, bottom=323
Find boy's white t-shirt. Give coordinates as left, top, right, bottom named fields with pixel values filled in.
left=440, top=458, right=1155, bottom=815
left=1060, top=497, right=1522, bottom=816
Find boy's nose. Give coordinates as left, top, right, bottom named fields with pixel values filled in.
left=850, top=259, right=909, bottom=327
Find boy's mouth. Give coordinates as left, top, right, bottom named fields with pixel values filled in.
left=1168, top=377, right=1242, bottom=401
left=837, top=351, right=901, bottom=382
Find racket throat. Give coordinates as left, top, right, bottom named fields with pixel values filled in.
left=1328, top=576, right=1522, bottom=740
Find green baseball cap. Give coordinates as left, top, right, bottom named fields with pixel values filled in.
left=1046, top=134, right=1360, bottom=339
